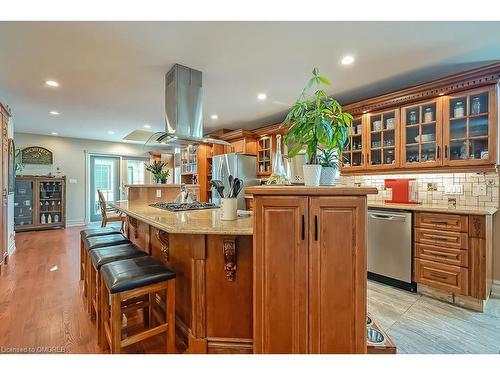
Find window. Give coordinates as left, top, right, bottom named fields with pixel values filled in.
left=94, top=164, right=111, bottom=190
left=126, top=159, right=145, bottom=184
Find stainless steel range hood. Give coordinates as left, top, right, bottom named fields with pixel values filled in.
left=157, top=64, right=229, bottom=147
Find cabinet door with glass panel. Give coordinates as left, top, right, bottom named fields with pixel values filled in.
left=443, top=86, right=497, bottom=166
left=401, top=99, right=442, bottom=168
left=341, top=116, right=367, bottom=171
left=366, top=109, right=400, bottom=169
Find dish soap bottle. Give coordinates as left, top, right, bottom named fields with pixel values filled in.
left=47, top=214, right=52, bottom=224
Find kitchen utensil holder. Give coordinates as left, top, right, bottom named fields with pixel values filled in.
left=221, top=198, right=238, bottom=221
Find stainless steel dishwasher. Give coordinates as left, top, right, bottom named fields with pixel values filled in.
left=368, top=208, right=416, bottom=292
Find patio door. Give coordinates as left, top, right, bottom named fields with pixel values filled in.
left=89, top=155, right=120, bottom=222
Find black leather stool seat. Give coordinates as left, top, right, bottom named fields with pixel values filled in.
left=101, top=256, right=176, bottom=293
left=83, top=233, right=130, bottom=251
left=80, top=227, right=122, bottom=239
left=89, top=243, right=147, bottom=269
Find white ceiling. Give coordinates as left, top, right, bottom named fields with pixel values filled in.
left=1, top=21, right=500, bottom=142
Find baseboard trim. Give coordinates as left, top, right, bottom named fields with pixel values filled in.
left=8, top=241, right=16, bottom=256
left=492, top=280, right=500, bottom=298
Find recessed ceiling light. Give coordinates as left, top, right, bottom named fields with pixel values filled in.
left=143, top=124, right=151, bottom=129
left=211, top=114, right=218, bottom=120
left=108, top=131, right=115, bottom=135
left=341, top=55, right=355, bottom=65
left=49, top=110, right=60, bottom=116
left=51, top=132, right=58, bottom=136
left=45, top=80, right=59, bottom=87
left=257, top=93, right=267, bottom=100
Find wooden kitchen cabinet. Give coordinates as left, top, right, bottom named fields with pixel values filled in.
left=414, top=211, right=493, bottom=307
left=401, top=98, right=443, bottom=168
left=220, top=130, right=257, bottom=155
left=366, top=109, right=400, bottom=170
left=341, top=115, right=368, bottom=171
left=250, top=186, right=373, bottom=354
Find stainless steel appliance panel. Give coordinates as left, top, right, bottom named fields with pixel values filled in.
left=368, top=209, right=412, bottom=283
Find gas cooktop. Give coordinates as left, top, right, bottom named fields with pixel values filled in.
left=150, top=201, right=219, bottom=212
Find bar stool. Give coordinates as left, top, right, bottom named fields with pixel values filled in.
left=82, top=233, right=131, bottom=309
left=88, top=243, right=148, bottom=341
left=80, top=227, right=123, bottom=282
left=100, top=256, right=176, bottom=354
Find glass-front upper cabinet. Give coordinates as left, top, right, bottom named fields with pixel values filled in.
left=341, top=116, right=367, bottom=171
left=401, top=99, right=442, bottom=168
left=443, top=86, right=496, bottom=166
left=367, top=109, right=400, bottom=169
left=14, top=178, right=34, bottom=228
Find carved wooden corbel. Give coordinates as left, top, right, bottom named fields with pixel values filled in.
left=223, top=237, right=237, bottom=281
left=156, top=229, right=170, bottom=262
left=127, top=216, right=139, bottom=238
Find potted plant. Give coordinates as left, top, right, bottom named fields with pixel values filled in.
left=318, top=148, right=339, bottom=185
left=157, top=170, right=170, bottom=184
left=283, top=68, right=352, bottom=186
left=145, top=160, right=167, bottom=183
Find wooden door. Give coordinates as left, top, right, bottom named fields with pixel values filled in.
left=442, top=85, right=497, bottom=166
left=309, top=196, right=367, bottom=353
left=253, top=196, right=309, bottom=353
left=341, top=115, right=368, bottom=172
left=401, top=98, right=443, bottom=168
left=366, top=109, right=400, bottom=170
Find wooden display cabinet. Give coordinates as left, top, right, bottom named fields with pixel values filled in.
left=256, top=136, right=272, bottom=176
left=14, top=176, right=66, bottom=232
left=401, top=98, right=443, bottom=168
left=367, top=109, right=400, bottom=170
left=341, top=116, right=368, bottom=171
left=442, top=86, right=497, bottom=166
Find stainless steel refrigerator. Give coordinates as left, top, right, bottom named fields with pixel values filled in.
left=211, top=153, right=258, bottom=209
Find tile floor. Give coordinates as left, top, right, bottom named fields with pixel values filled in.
left=368, top=281, right=500, bottom=354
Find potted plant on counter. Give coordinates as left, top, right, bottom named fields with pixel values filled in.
left=157, top=170, right=170, bottom=184
left=145, top=160, right=167, bottom=183
left=283, top=68, right=352, bottom=186
left=318, top=148, right=339, bottom=186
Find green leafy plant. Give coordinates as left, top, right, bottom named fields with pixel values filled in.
left=15, top=148, right=24, bottom=173
left=145, top=160, right=167, bottom=182
left=283, top=68, right=352, bottom=164
left=156, top=170, right=170, bottom=181
left=318, top=148, right=339, bottom=169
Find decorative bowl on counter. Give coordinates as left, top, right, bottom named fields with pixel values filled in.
left=367, top=327, right=386, bottom=344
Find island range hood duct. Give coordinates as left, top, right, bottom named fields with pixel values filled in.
left=157, top=64, right=229, bottom=147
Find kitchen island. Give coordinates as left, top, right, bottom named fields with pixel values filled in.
left=111, top=185, right=377, bottom=354
left=125, top=184, right=201, bottom=203
left=110, top=200, right=253, bottom=354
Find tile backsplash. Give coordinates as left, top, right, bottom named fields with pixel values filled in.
left=337, top=172, right=500, bottom=209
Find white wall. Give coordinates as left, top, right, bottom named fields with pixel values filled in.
left=14, top=132, right=159, bottom=226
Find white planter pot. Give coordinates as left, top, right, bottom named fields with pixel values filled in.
left=319, top=167, right=337, bottom=186
left=302, top=164, right=322, bottom=186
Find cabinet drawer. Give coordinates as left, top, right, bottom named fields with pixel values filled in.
left=415, top=227, right=468, bottom=250
left=415, top=259, right=468, bottom=295
left=415, top=243, right=468, bottom=267
left=415, top=212, right=468, bottom=232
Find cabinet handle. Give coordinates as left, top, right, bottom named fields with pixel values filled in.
left=301, top=215, right=305, bottom=241
left=428, top=221, right=449, bottom=225
left=314, top=215, right=318, bottom=241
left=430, top=272, right=448, bottom=280
left=444, top=145, right=448, bottom=158
left=427, top=250, right=450, bottom=258
left=437, top=146, right=440, bottom=159
left=428, top=235, right=451, bottom=241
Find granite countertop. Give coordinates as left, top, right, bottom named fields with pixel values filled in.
left=367, top=201, right=497, bottom=216
left=110, top=200, right=252, bottom=235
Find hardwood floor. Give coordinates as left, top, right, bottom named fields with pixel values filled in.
left=0, top=226, right=166, bottom=354
left=368, top=281, right=500, bottom=354
left=2, top=226, right=500, bottom=354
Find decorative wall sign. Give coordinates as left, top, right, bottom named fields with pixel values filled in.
left=21, top=146, right=53, bottom=165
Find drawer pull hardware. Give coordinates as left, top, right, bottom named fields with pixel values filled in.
left=430, top=272, right=449, bottom=280
left=428, top=235, right=451, bottom=241
left=427, top=250, right=450, bottom=258
left=314, top=215, right=318, bottom=241
left=428, top=221, right=449, bottom=225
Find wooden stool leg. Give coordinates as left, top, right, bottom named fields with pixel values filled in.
left=86, top=252, right=93, bottom=315
left=110, top=293, right=122, bottom=354
left=96, top=268, right=102, bottom=345
left=99, top=274, right=109, bottom=349
left=143, top=293, right=151, bottom=328
left=166, top=279, right=176, bottom=354
left=89, top=263, right=96, bottom=320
